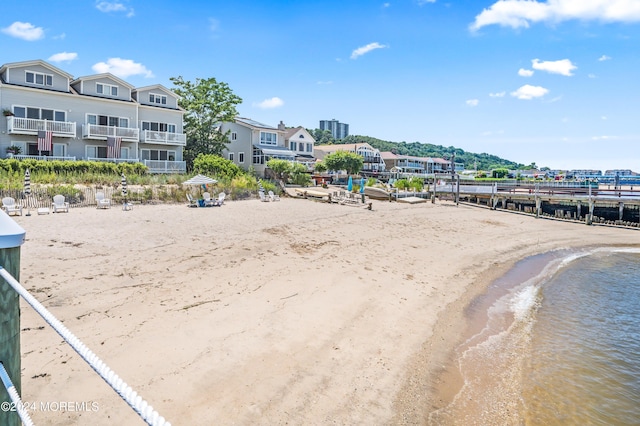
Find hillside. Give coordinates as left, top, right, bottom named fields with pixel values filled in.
left=309, top=129, right=526, bottom=171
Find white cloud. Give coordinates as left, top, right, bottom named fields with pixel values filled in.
left=48, top=52, right=78, bottom=63
left=518, top=68, right=534, bottom=77
left=532, top=58, right=576, bottom=76
left=96, top=1, right=135, bottom=17
left=598, top=55, right=611, bottom=61
left=92, top=58, right=154, bottom=78
left=489, top=91, right=506, bottom=97
left=470, top=0, right=640, bottom=31
left=350, top=42, right=388, bottom=59
left=53, top=33, right=66, bottom=40
left=1, top=22, right=44, bottom=41
left=466, top=99, right=479, bottom=107
left=510, top=84, right=549, bottom=100
left=253, top=97, right=284, bottom=109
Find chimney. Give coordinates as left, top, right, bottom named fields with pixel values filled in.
left=278, top=120, right=285, bottom=131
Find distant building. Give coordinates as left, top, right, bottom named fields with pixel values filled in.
left=319, top=119, right=349, bottom=140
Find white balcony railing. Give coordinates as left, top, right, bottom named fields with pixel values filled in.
left=82, top=124, right=139, bottom=141
left=6, top=117, right=76, bottom=137
left=13, top=154, right=77, bottom=161
left=144, top=160, right=186, bottom=174
left=88, top=157, right=140, bottom=164
left=141, top=130, right=186, bottom=146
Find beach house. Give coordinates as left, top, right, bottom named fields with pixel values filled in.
left=284, top=126, right=316, bottom=168
left=220, top=117, right=298, bottom=177
left=313, top=143, right=386, bottom=173
left=0, top=59, right=186, bottom=173
left=380, top=152, right=463, bottom=175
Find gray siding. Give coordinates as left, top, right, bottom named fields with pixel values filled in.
left=71, top=76, right=132, bottom=101
left=3, top=63, right=70, bottom=93
left=135, top=87, right=179, bottom=109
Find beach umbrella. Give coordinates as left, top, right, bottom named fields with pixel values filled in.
left=359, top=177, right=365, bottom=194
left=182, top=174, right=218, bottom=186
left=347, top=176, right=353, bottom=192
left=24, top=168, right=32, bottom=216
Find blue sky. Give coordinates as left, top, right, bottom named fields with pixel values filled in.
left=2, top=0, right=640, bottom=171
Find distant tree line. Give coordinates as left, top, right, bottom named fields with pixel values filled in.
left=306, top=129, right=529, bottom=171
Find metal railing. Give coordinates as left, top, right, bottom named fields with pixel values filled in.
left=141, top=130, right=186, bottom=146
left=6, top=117, right=76, bottom=137
left=82, top=124, right=139, bottom=140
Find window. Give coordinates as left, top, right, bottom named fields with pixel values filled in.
left=228, top=152, right=234, bottom=162
left=141, top=149, right=176, bottom=161
left=307, top=143, right=313, bottom=152
left=290, top=141, right=297, bottom=151
left=149, top=93, right=167, bottom=105
left=96, top=82, right=118, bottom=97
left=142, top=121, right=175, bottom=133
left=87, top=114, right=128, bottom=128
left=25, top=71, right=53, bottom=87
left=260, top=131, right=277, bottom=146
left=231, top=132, right=237, bottom=141
left=86, top=146, right=108, bottom=159
left=13, top=106, right=65, bottom=121
left=253, top=147, right=264, bottom=164
left=52, top=143, right=66, bottom=157
left=238, top=152, right=245, bottom=163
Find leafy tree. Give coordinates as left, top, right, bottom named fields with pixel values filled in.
left=309, top=129, right=335, bottom=145
left=289, top=162, right=312, bottom=186
left=266, top=158, right=291, bottom=181
left=492, top=168, right=509, bottom=179
left=193, top=154, right=243, bottom=180
left=323, top=151, right=363, bottom=175
left=170, top=76, right=242, bottom=169
left=313, top=161, right=328, bottom=173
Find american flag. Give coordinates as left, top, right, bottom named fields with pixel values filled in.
left=107, top=136, right=122, bottom=158
left=37, top=130, right=53, bottom=151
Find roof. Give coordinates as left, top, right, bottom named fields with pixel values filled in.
left=71, top=73, right=134, bottom=90
left=254, top=145, right=296, bottom=157
left=0, top=59, right=74, bottom=80
left=133, top=84, right=178, bottom=97
left=236, top=117, right=278, bottom=130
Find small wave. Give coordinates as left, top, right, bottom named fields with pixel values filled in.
left=510, top=285, right=540, bottom=322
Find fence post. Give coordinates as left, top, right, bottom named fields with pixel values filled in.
left=0, top=211, right=26, bottom=426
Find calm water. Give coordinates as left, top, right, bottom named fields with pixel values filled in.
left=430, top=248, right=640, bottom=425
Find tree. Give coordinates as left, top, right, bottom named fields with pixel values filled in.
left=193, top=154, right=243, bottom=180
left=309, top=129, right=335, bottom=145
left=170, top=76, right=242, bottom=169
left=266, top=158, right=291, bottom=181
left=323, top=151, right=363, bottom=175
left=313, top=161, right=328, bottom=174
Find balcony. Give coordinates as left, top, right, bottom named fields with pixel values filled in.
left=6, top=116, right=76, bottom=137
left=83, top=124, right=139, bottom=141
left=144, top=160, right=186, bottom=174
left=141, top=130, right=186, bottom=146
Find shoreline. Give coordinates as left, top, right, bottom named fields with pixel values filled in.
left=9, top=198, right=640, bottom=425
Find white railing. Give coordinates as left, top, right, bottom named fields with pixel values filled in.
left=6, top=117, right=76, bottom=137
left=83, top=124, right=139, bottom=140
left=13, top=155, right=77, bottom=161
left=141, top=130, right=186, bottom=146
left=88, top=157, right=140, bottom=163
left=143, top=160, right=186, bottom=174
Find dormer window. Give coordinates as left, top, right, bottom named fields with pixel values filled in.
left=97, top=83, right=118, bottom=97
left=26, top=71, right=53, bottom=87
left=299, top=134, right=305, bottom=138
left=149, top=93, right=167, bottom=105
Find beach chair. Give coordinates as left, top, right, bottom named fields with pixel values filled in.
left=216, top=192, right=226, bottom=205
left=52, top=194, right=70, bottom=213
left=259, top=191, right=270, bottom=202
left=202, top=192, right=218, bottom=207
left=268, top=190, right=280, bottom=201
left=2, top=197, right=22, bottom=216
left=186, top=194, right=198, bottom=207
left=95, top=192, right=111, bottom=209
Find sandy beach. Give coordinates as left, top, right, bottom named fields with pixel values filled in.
left=9, top=197, right=639, bottom=425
